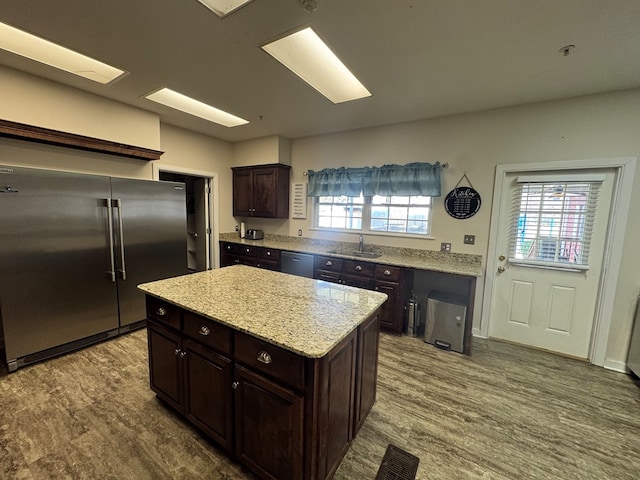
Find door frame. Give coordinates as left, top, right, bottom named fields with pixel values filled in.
left=480, top=157, right=636, bottom=369
left=152, top=164, right=220, bottom=269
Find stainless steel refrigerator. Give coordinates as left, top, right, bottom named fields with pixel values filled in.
left=0, top=165, right=188, bottom=372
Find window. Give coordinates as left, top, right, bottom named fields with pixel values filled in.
left=508, top=178, right=602, bottom=268
left=317, top=195, right=364, bottom=229
left=314, top=194, right=432, bottom=236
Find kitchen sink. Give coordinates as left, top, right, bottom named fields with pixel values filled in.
left=326, top=249, right=382, bottom=259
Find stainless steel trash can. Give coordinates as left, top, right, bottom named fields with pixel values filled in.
left=424, top=291, right=467, bottom=353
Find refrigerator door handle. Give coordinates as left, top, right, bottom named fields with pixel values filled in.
left=105, top=198, right=116, bottom=282
left=114, top=198, right=127, bottom=281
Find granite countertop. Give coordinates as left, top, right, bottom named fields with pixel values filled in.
left=219, top=233, right=483, bottom=277
left=138, top=265, right=388, bottom=358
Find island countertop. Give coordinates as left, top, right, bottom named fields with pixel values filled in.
left=138, top=265, right=388, bottom=358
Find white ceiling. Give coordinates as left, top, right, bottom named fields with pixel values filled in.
left=1, top=0, right=639, bottom=142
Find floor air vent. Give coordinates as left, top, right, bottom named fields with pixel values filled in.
left=375, top=444, right=420, bottom=480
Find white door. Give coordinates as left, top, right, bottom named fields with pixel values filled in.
left=488, top=168, right=615, bottom=358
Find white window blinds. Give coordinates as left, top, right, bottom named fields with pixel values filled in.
left=508, top=175, right=603, bottom=269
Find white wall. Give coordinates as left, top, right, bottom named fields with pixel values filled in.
left=0, top=66, right=161, bottom=150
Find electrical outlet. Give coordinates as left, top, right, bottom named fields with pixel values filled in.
left=464, top=234, right=475, bottom=245
left=297, top=229, right=303, bottom=236
left=440, top=242, right=451, bottom=252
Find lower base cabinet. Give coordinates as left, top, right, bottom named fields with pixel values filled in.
left=234, top=365, right=304, bottom=480
left=146, top=296, right=381, bottom=480
left=147, top=321, right=234, bottom=451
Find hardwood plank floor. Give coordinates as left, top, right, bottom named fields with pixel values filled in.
left=0, top=330, right=638, bottom=479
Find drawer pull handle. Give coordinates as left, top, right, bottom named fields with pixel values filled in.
left=326, top=260, right=333, bottom=266
left=198, top=325, right=210, bottom=336
left=355, top=265, right=362, bottom=271
left=384, top=269, right=391, bottom=276
left=156, top=307, right=167, bottom=316
left=257, top=351, right=272, bottom=365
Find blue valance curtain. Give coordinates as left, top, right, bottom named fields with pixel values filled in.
left=307, top=162, right=441, bottom=197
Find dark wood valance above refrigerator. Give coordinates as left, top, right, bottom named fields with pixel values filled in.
left=0, top=119, right=163, bottom=161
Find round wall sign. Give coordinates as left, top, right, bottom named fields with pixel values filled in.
left=444, top=187, right=481, bottom=219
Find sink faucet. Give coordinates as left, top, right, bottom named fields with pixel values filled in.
left=358, top=234, right=364, bottom=253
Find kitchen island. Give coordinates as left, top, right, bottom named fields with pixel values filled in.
left=138, top=265, right=388, bottom=480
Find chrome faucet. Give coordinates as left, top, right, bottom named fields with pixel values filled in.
left=358, top=234, right=364, bottom=253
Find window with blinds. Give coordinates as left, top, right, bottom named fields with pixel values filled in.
left=508, top=175, right=603, bottom=270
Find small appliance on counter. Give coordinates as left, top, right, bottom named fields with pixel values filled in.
left=245, top=229, right=264, bottom=240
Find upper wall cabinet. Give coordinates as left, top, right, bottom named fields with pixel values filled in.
left=232, top=164, right=291, bottom=218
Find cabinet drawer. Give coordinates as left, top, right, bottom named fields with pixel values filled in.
left=238, top=245, right=257, bottom=257
left=183, top=312, right=232, bottom=355
left=146, top=296, right=181, bottom=329
left=375, top=264, right=401, bottom=282
left=315, top=255, right=343, bottom=273
left=343, top=259, right=375, bottom=277
left=258, top=247, right=280, bottom=261
left=221, top=242, right=238, bottom=254
left=234, top=332, right=306, bottom=391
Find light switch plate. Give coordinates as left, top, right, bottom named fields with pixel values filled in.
left=441, top=242, right=451, bottom=252
left=464, top=235, right=475, bottom=245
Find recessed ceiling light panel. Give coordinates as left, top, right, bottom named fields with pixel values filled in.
left=262, top=27, right=371, bottom=104
left=0, top=21, right=126, bottom=84
left=196, top=0, right=254, bottom=17
left=145, top=88, right=249, bottom=128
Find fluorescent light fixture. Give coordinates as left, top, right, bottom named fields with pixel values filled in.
left=262, top=27, right=371, bottom=104
left=196, top=0, right=254, bottom=17
left=0, top=21, right=125, bottom=84
left=145, top=88, right=249, bottom=128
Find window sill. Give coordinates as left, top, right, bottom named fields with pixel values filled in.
left=309, top=227, right=435, bottom=241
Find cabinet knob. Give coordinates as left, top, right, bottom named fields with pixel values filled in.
left=156, top=307, right=167, bottom=316
left=355, top=265, right=362, bottom=271
left=179, top=351, right=187, bottom=358
left=383, top=269, right=391, bottom=276
left=174, top=348, right=180, bottom=356
left=257, top=351, right=272, bottom=364
left=232, top=381, right=239, bottom=390
left=234, top=259, right=240, bottom=263
left=326, top=260, right=333, bottom=266
left=245, top=248, right=250, bottom=253
left=266, top=251, right=271, bottom=256
left=198, top=325, right=210, bottom=336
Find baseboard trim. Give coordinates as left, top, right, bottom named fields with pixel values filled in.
left=472, top=328, right=487, bottom=339
left=603, top=358, right=629, bottom=373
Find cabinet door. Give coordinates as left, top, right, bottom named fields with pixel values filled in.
left=234, top=365, right=304, bottom=480
left=251, top=168, right=278, bottom=217
left=233, top=170, right=253, bottom=216
left=354, top=314, right=380, bottom=434
left=183, top=339, right=233, bottom=452
left=147, top=321, right=184, bottom=412
left=375, top=281, right=399, bottom=332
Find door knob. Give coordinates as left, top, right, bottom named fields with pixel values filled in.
left=498, top=255, right=506, bottom=261
left=497, top=266, right=505, bottom=273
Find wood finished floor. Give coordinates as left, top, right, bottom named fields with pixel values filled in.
left=1, top=330, right=639, bottom=479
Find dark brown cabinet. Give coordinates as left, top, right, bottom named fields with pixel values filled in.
left=314, top=255, right=411, bottom=334
left=220, top=242, right=281, bottom=271
left=145, top=295, right=381, bottom=480
left=147, top=320, right=234, bottom=450
left=234, top=365, right=304, bottom=480
left=232, top=164, right=290, bottom=218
